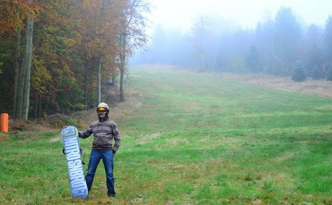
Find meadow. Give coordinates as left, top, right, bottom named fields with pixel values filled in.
left=1, top=66, right=332, bottom=204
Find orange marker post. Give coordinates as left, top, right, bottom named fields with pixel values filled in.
left=1, top=113, right=9, bottom=132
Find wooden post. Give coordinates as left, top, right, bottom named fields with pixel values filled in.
left=1, top=113, right=9, bottom=132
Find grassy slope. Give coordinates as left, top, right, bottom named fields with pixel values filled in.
left=1, top=67, right=332, bottom=204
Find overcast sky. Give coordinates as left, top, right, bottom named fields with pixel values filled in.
left=146, top=0, right=332, bottom=33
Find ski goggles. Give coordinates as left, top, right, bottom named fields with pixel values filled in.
left=97, top=108, right=106, bottom=113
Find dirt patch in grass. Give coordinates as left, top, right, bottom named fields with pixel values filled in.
left=220, top=73, right=332, bottom=99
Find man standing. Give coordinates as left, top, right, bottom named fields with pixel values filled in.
left=79, top=102, right=121, bottom=198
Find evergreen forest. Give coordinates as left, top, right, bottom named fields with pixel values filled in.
left=133, top=7, right=332, bottom=83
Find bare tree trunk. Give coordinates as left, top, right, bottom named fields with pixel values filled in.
left=34, top=94, right=38, bottom=119
left=22, top=16, right=34, bottom=120
left=119, top=33, right=126, bottom=102
left=15, top=0, right=34, bottom=120
left=97, top=0, right=105, bottom=104
left=98, top=58, right=102, bottom=104
left=37, top=95, right=41, bottom=118
left=17, top=45, right=27, bottom=119
left=84, top=68, right=87, bottom=110
left=13, top=22, right=21, bottom=119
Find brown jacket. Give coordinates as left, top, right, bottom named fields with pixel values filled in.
left=79, top=117, right=121, bottom=151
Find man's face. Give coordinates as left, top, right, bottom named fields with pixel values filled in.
left=97, top=107, right=107, bottom=118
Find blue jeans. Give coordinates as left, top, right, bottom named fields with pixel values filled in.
left=86, top=149, right=115, bottom=196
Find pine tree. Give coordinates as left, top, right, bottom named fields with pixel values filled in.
left=324, top=16, right=332, bottom=66
left=274, top=7, right=302, bottom=75
left=291, top=61, right=306, bottom=82
left=245, top=45, right=260, bottom=77
left=327, top=67, right=332, bottom=81
left=311, top=64, right=322, bottom=80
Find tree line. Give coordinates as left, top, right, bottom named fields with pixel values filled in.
left=133, top=7, right=332, bottom=81
left=0, top=0, right=150, bottom=120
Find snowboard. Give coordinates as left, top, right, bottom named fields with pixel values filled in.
left=61, top=126, right=88, bottom=199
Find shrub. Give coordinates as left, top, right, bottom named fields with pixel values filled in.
left=46, top=114, right=79, bottom=128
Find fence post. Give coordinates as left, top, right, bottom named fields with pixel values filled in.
left=1, top=113, right=9, bottom=132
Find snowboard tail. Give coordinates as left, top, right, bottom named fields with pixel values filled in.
left=61, top=126, right=88, bottom=199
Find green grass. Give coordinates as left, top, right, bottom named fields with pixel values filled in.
left=1, top=66, right=332, bottom=204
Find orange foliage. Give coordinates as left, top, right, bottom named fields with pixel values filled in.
left=0, top=0, right=43, bottom=38
left=0, top=0, right=151, bottom=116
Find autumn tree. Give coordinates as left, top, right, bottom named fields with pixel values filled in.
left=118, top=0, right=151, bottom=102
left=0, top=1, right=41, bottom=117
left=10, top=0, right=42, bottom=119
left=31, top=0, right=84, bottom=115
left=0, top=0, right=37, bottom=38
left=0, top=0, right=152, bottom=118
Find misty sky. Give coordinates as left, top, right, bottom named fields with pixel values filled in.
left=146, top=0, right=332, bottom=33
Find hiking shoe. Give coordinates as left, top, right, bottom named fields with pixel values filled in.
left=107, top=193, right=116, bottom=198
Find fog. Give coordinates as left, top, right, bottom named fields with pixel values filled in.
left=146, top=0, right=331, bottom=32
left=131, top=1, right=332, bottom=79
